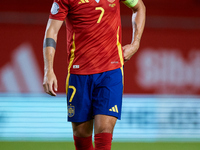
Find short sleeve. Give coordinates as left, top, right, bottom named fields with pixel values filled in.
left=49, top=0, right=69, bottom=21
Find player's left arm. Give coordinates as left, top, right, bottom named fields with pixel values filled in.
left=122, top=0, right=146, bottom=62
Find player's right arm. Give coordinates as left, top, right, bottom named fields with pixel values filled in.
left=43, top=19, right=63, bottom=96
left=122, top=0, right=146, bottom=62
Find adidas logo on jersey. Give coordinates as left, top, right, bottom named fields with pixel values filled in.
left=78, top=0, right=89, bottom=4
left=109, top=105, right=119, bottom=113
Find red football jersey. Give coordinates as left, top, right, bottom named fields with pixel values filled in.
left=49, top=0, right=124, bottom=75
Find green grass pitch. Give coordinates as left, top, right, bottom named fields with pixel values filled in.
left=0, top=141, right=200, bottom=150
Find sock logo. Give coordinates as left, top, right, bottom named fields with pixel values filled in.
left=109, top=105, right=118, bottom=113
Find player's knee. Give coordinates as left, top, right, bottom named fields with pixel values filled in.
left=95, top=125, right=114, bottom=134
left=94, top=115, right=117, bottom=134
left=73, top=129, right=92, bottom=137
left=99, top=129, right=113, bottom=134
left=72, top=120, right=93, bottom=137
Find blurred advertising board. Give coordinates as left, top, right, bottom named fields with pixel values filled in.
left=0, top=94, right=200, bottom=141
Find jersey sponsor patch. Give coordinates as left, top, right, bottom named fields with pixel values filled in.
left=111, top=61, right=118, bottom=64
left=73, top=65, right=79, bottom=69
left=51, top=2, right=59, bottom=15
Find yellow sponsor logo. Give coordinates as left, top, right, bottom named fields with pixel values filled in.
left=78, top=0, right=89, bottom=4
left=109, top=105, right=119, bottom=113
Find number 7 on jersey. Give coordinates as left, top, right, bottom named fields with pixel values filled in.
left=95, top=7, right=105, bottom=23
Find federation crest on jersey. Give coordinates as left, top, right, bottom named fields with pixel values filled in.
left=68, top=105, right=75, bottom=117
left=107, top=0, right=115, bottom=3
left=51, top=2, right=59, bottom=15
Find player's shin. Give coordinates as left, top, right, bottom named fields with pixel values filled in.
left=94, top=133, right=112, bottom=150
left=73, top=135, right=94, bottom=150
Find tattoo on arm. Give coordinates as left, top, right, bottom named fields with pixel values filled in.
left=43, top=38, right=57, bottom=50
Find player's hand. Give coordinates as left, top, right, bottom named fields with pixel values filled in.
left=123, top=41, right=140, bottom=62
left=43, top=70, right=58, bottom=96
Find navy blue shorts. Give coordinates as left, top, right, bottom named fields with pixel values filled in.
left=66, top=68, right=123, bottom=122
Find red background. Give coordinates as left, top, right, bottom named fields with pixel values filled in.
left=0, top=0, right=200, bottom=94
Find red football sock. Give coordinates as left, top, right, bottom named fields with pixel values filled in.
left=94, top=133, right=112, bottom=150
left=74, top=135, right=94, bottom=150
